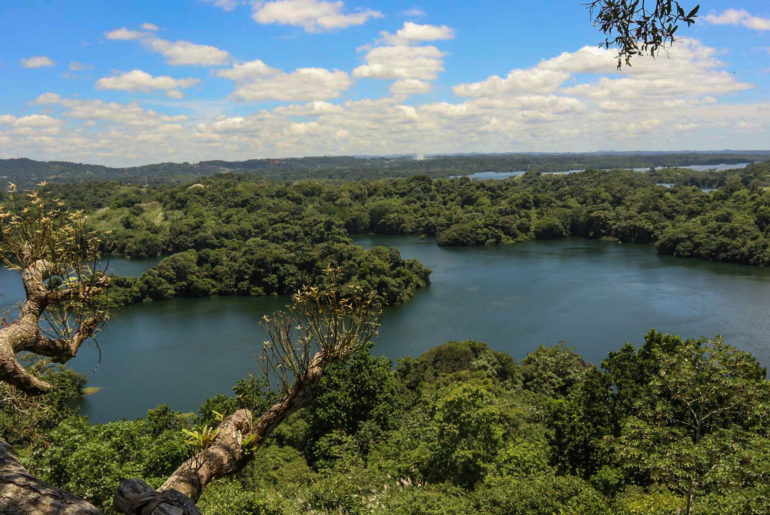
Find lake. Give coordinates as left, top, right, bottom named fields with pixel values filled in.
left=1, top=238, right=769, bottom=422
left=460, top=163, right=752, bottom=180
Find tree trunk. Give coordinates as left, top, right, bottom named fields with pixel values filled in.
left=0, top=438, right=102, bottom=514
left=0, top=257, right=102, bottom=395
left=157, top=353, right=328, bottom=502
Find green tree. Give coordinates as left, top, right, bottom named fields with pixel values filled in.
left=606, top=332, right=770, bottom=514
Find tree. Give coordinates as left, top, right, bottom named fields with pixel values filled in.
left=0, top=184, right=109, bottom=395
left=111, top=274, right=381, bottom=512
left=608, top=333, right=770, bottom=515
left=589, top=1, right=700, bottom=67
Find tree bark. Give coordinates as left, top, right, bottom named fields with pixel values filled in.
left=0, top=258, right=101, bottom=394
left=156, top=353, right=328, bottom=503
left=0, top=438, right=102, bottom=514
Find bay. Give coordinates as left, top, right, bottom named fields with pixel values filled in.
left=2, top=239, right=770, bottom=422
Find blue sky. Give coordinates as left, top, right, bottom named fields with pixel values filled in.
left=0, top=0, right=768, bottom=165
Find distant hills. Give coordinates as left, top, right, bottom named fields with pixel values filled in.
left=2, top=151, right=770, bottom=189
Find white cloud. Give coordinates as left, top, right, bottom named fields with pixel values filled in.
left=454, top=69, right=569, bottom=97
left=273, top=101, right=343, bottom=115
left=705, top=9, right=770, bottom=31
left=69, top=61, right=86, bottom=71
left=141, top=22, right=159, bottom=31
left=538, top=46, right=618, bottom=73
left=560, top=40, right=752, bottom=101
left=389, top=22, right=454, bottom=44
left=215, top=59, right=278, bottom=80
left=230, top=67, right=351, bottom=101
left=8, top=37, right=770, bottom=167
left=105, top=27, right=146, bottom=40
left=96, top=70, right=201, bottom=92
left=105, top=28, right=231, bottom=65
left=32, top=92, right=63, bottom=105
left=148, top=38, right=231, bottom=65
left=403, top=8, right=426, bottom=18
left=21, top=56, right=55, bottom=68
left=215, top=57, right=351, bottom=101
left=354, top=45, right=446, bottom=80
left=354, top=22, right=454, bottom=89
left=390, top=78, right=431, bottom=96
left=40, top=97, right=188, bottom=127
left=166, top=89, right=185, bottom=99
left=252, top=0, right=382, bottom=32
left=203, top=0, right=241, bottom=11
left=13, top=114, right=62, bottom=128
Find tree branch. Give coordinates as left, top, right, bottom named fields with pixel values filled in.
left=0, top=438, right=102, bottom=514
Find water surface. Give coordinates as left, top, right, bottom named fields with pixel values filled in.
left=461, top=163, right=752, bottom=180
left=356, top=237, right=770, bottom=370
left=2, top=241, right=770, bottom=422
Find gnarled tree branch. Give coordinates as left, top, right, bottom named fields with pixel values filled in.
left=0, top=438, right=102, bottom=514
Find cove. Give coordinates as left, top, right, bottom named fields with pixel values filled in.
left=2, top=240, right=770, bottom=423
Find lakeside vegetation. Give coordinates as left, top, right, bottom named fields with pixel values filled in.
left=3, top=331, right=768, bottom=514
left=2, top=152, right=769, bottom=189
left=19, top=161, right=767, bottom=309
left=2, top=162, right=770, bottom=514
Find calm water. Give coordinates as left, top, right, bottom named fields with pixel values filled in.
left=463, top=163, right=752, bottom=180
left=2, top=240, right=770, bottom=422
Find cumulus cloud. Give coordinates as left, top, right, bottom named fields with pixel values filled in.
left=387, top=22, right=454, bottom=44
left=141, top=22, right=159, bottom=31
left=32, top=92, right=63, bottom=105
left=390, top=78, right=431, bottom=96
left=705, top=9, right=770, bottom=31
left=96, top=70, right=201, bottom=92
left=105, top=27, right=146, bottom=40
left=148, top=38, right=231, bottom=65
left=56, top=98, right=188, bottom=126
left=252, top=0, right=382, bottom=32
left=560, top=39, right=752, bottom=101
left=354, top=45, right=446, bottom=80
left=215, top=58, right=350, bottom=101
left=230, top=67, right=351, bottom=101
left=215, top=59, right=278, bottom=80
left=21, top=56, right=55, bottom=68
left=0, top=114, right=63, bottom=138
left=454, top=69, right=569, bottom=97
left=8, top=37, right=770, bottom=166
left=105, top=27, right=231, bottom=65
left=353, top=22, right=454, bottom=97
left=455, top=39, right=751, bottom=107
left=273, top=101, right=343, bottom=115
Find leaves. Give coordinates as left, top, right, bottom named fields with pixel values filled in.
left=589, top=0, right=700, bottom=67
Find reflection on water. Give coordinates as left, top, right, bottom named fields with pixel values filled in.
left=2, top=241, right=770, bottom=422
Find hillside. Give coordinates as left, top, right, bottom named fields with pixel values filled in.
left=2, top=151, right=770, bottom=189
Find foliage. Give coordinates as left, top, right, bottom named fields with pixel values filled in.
left=0, top=360, right=85, bottom=446
left=301, top=342, right=401, bottom=466
left=27, top=414, right=190, bottom=511
left=7, top=152, right=770, bottom=189
left=590, top=0, right=700, bottom=67
left=10, top=329, right=770, bottom=513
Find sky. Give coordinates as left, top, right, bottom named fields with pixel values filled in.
left=0, top=0, right=769, bottom=166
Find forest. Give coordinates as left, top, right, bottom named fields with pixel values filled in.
left=1, top=162, right=769, bottom=513
left=29, top=161, right=770, bottom=311
left=2, top=151, right=769, bottom=189
left=2, top=332, right=769, bottom=513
